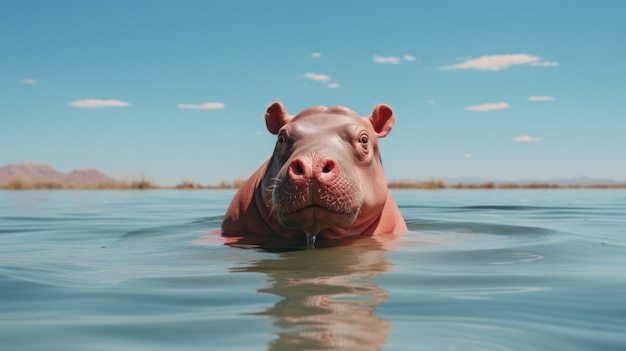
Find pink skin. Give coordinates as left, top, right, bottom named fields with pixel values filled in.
left=221, top=102, right=407, bottom=246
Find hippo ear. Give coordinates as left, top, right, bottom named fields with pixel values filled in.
left=265, top=102, right=292, bottom=135
left=368, top=104, right=395, bottom=138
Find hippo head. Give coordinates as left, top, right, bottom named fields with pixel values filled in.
left=261, top=102, right=395, bottom=245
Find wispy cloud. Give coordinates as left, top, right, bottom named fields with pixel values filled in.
left=373, top=55, right=401, bottom=64
left=464, top=153, right=473, bottom=158
left=21, top=78, right=36, bottom=84
left=178, top=102, right=225, bottom=110
left=302, top=72, right=338, bottom=89
left=440, top=54, right=559, bottom=71
left=465, top=102, right=510, bottom=112
left=303, top=72, right=331, bottom=83
left=311, top=52, right=321, bottom=58
left=68, top=99, right=130, bottom=108
left=531, top=61, right=559, bottom=67
left=373, top=54, right=418, bottom=64
left=514, top=135, right=541, bottom=142
left=528, top=96, right=555, bottom=101
left=427, top=99, right=435, bottom=105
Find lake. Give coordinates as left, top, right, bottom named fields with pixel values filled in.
left=1, top=189, right=625, bottom=350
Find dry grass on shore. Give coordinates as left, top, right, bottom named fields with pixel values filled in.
left=387, top=179, right=447, bottom=189
left=0, top=178, right=159, bottom=190
left=173, top=179, right=247, bottom=190
left=0, top=178, right=249, bottom=190
left=3, top=177, right=626, bottom=190
left=387, top=179, right=626, bottom=189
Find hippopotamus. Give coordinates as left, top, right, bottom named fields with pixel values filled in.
left=221, top=102, right=407, bottom=247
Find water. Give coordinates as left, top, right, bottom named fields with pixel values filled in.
left=1, top=189, right=625, bottom=350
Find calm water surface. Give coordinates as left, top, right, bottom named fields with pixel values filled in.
left=1, top=189, right=625, bottom=350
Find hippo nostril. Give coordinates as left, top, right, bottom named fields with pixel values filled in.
left=295, top=162, right=304, bottom=175
left=289, top=159, right=306, bottom=177
left=322, top=160, right=335, bottom=174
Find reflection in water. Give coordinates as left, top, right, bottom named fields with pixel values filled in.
left=230, top=238, right=394, bottom=350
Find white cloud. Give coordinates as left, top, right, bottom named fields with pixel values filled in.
left=373, top=55, right=401, bottom=64
left=464, top=153, right=473, bottom=158
left=514, top=135, right=541, bottom=142
left=178, top=102, right=225, bottom=110
left=312, top=52, right=322, bottom=58
left=465, top=102, right=510, bottom=112
left=303, top=72, right=331, bottom=83
left=427, top=99, right=435, bottom=105
left=528, top=96, right=555, bottom=101
left=303, top=73, right=339, bottom=88
left=440, top=54, right=558, bottom=71
left=21, top=78, right=36, bottom=84
left=68, top=99, right=130, bottom=108
left=403, top=54, right=416, bottom=61
left=531, top=61, right=560, bottom=67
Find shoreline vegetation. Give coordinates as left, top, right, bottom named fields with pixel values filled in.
left=2, top=178, right=626, bottom=190
left=387, top=180, right=626, bottom=189
left=0, top=177, right=247, bottom=190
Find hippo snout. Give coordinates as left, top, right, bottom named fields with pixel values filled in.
left=287, top=155, right=338, bottom=185
left=270, top=151, right=362, bottom=234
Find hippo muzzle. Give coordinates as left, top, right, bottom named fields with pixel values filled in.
left=270, top=148, right=363, bottom=238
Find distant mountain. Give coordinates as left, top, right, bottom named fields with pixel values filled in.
left=0, top=163, right=118, bottom=187
left=64, top=168, right=118, bottom=186
left=0, top=163, right=65, bottom=184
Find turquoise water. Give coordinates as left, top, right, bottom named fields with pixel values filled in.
left=1, top=189, right=625, bottom=350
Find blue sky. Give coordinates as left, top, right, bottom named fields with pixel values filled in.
left=2, top=0, right=625, bottom=185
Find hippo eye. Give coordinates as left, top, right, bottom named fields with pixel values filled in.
left=277, top=133, right=287, bottom=144
left=358, top=133, right=369, bottom=145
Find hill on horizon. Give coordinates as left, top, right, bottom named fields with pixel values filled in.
left=0, top=163, right=118, bottom=187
